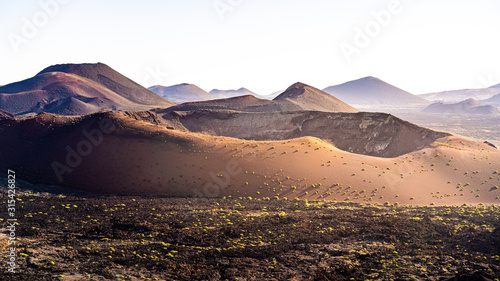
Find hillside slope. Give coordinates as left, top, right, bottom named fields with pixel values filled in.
left=1, top=111, right=498, bottom=206
left=0, top=63, right=175, bottom=115
left=38, top=63, right=174, bottom=106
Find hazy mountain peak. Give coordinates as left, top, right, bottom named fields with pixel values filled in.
left=323, top=76, right=428, bottom=106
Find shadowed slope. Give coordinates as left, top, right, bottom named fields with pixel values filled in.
left=160, top=110, right=449, bottom=157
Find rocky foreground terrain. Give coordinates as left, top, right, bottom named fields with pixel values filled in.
left=1, top=185, right=499, bottom=280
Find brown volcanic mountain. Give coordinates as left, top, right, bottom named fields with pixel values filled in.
left=1, top=111, right=498, bottom=206
left=148, top=83, right=214, bottom=103
left=274, top=82, right=358, bottom=113
left=38, top=63, right=174, bottom=106
left=0, top=63, right=174, bottom=115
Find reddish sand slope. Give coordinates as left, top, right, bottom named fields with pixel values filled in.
left=0, top=112, right=498, bottom=206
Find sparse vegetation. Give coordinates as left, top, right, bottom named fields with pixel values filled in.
left=2, top=191, right=499, bottom=280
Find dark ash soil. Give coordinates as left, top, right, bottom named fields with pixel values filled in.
left=1, top=189, right=499, bottom=280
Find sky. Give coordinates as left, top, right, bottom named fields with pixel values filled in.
left=1, top=0, right=500, bottom=95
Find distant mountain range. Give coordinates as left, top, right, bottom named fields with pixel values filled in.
left=422, top=98, right=499, bottom=115
left=158, top=82, right=358, bottom=114
left=323, top=76, right=429, bottom=107
left=0, top=63, right=174, bottom=116
left=419, top=88, right=500, bottom=103
left=2, top=62, right=499, bottom=119
left=148, top=84, right=261, bottom=103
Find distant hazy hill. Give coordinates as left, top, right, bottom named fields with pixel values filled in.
left=422, top=98, right=499, bottom=115
left=148, top=83, right=214, bottom=104
left=274, top=82, right=358, bottom=113
left=0, top=63, right=174, bottom=116
left=490, top=83, right=500, bottom=88
left=483, top=93, right=500, bottom=106
left=209, top=87, right=257, bottom=99
left=419, top=88, right=500, bottom=103
left=323, top=76, right=429, bottom=106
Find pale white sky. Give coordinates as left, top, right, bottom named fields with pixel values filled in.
left=1, top=0, right=499, bottom=95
